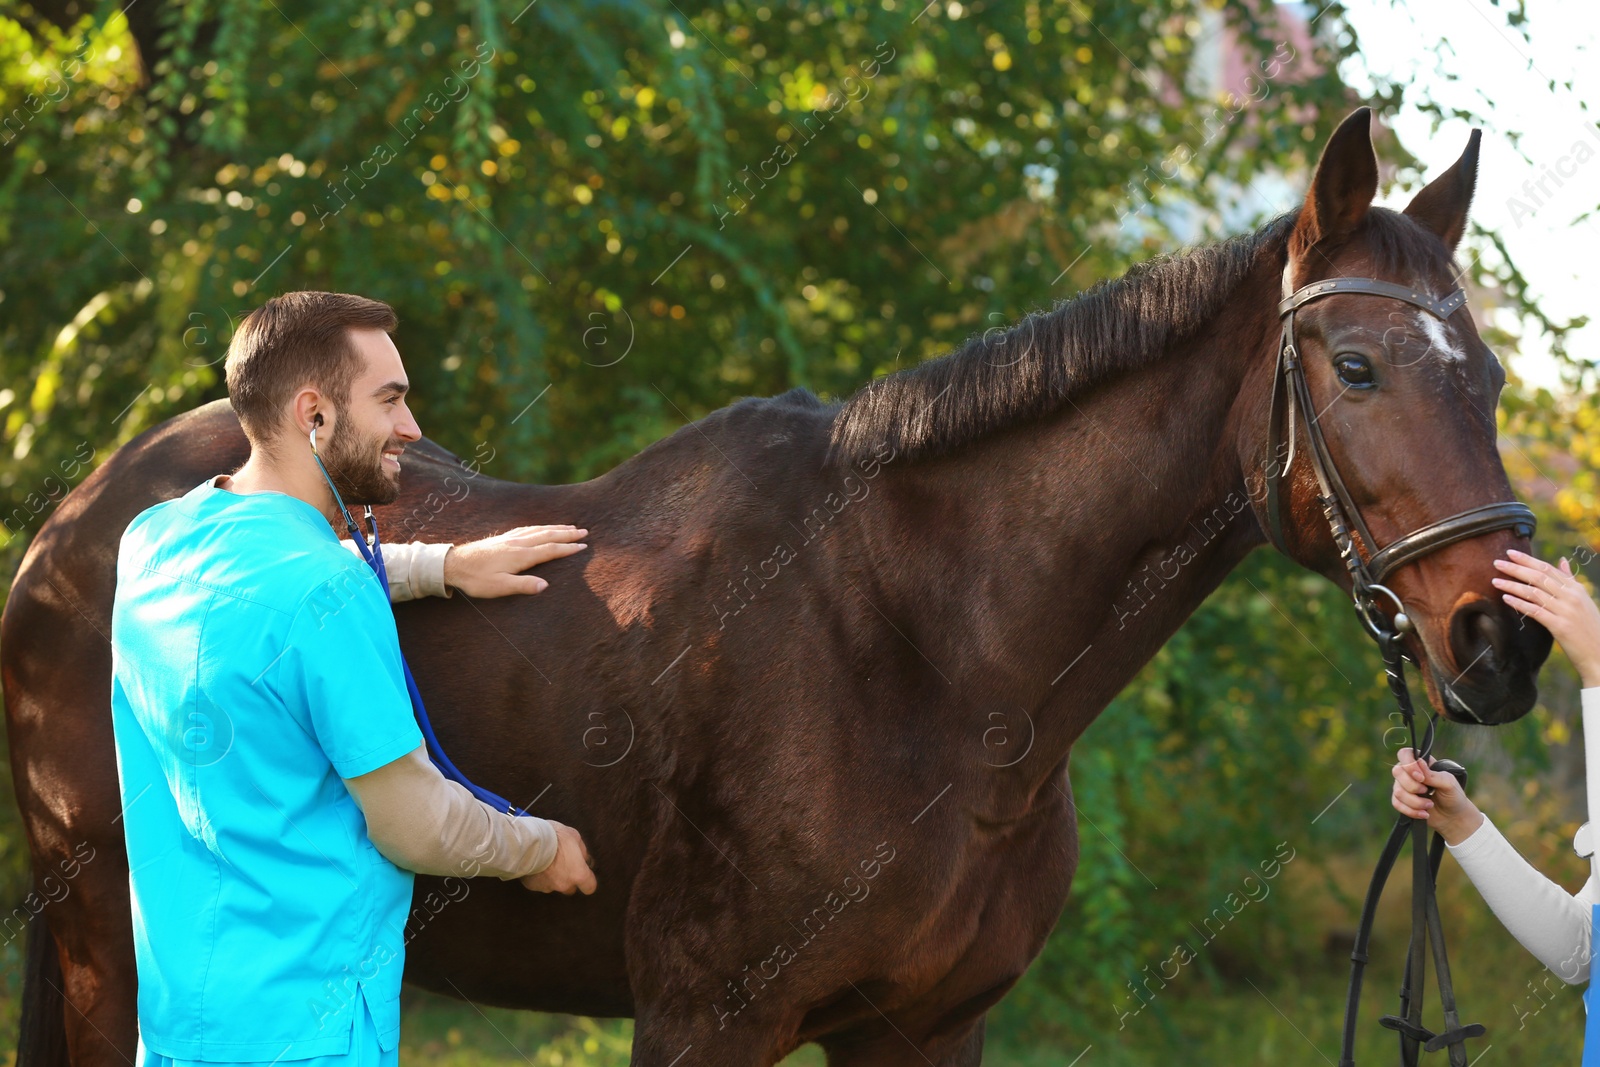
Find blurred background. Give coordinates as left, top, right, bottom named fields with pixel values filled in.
left=1, top=0, right=1597, bottom=1062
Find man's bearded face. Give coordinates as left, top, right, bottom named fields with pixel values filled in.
left=320, top=404, right=403, bottom=507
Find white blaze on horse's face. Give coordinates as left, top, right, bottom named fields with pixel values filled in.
left=1373, top=285, right=1472, bottom=373
left=1411, top=307, right=1468, bottom=365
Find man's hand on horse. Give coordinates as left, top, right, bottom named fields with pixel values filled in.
left=443, top=525, right=589, bottom=598
left=520, top=820, right=598, bottom=896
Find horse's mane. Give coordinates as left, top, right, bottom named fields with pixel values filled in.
left=823, top=206, right=1452, bottom=467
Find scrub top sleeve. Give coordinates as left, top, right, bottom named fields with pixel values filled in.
left=276, top=566, right=424, bottom=778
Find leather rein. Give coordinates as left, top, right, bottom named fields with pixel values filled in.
left=1262, top=270, right=1537, bottom=1067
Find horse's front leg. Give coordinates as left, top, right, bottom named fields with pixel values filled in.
left=628, top=1002, right=797, bottom=1067
left=821, top=1013, right=988, bottom=1067
left=621, top=830, right=804, bottom=1067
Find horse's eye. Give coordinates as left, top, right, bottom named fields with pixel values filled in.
left=1335, top=355, right=1375, bottom=388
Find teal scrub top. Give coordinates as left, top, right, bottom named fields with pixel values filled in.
left=110, top=475, right=424, bottom=1061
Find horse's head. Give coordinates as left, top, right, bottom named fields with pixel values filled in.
left=1250, top=108, right=1552, bottom=725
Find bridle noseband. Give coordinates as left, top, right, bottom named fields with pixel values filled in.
left=1263, top=269, right=1538, bottom=1067
left=1263, top=272, right=1536, bottom=642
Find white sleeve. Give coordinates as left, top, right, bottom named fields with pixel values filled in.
left=338, top=539, right=454, bottom=602
left=1445, top=810, right=1600, bottom=984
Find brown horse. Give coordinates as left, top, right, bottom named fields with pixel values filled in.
left=1, top=109, right=1551, bottom=1066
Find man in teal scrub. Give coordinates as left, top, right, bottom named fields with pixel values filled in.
left=110, top=291, right=596, bottom=1067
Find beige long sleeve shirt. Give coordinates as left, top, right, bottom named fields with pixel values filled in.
left=340, top=538, right=454, bottom=601
left=335, top=537, right=559, bottom=880
left=344, top=744, right=558, bottom=879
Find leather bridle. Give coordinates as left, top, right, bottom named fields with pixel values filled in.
left=1264, top=272, right=1537, bottom=644
left=1263, top=269, right=1538, bottom=1067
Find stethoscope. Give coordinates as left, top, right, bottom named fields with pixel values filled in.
left=306, top=416, right=531, bottom=817
left=308, top=417, right=381, bottom=565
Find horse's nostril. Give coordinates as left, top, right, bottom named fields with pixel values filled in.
left=1474, top=613, right=1502, bottom=670
left=1449, top=603, right=1505, bottom=676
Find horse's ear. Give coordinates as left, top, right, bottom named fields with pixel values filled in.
left=1402, top=128, right=1481, bottom=252
left=1294, top=107, right=1379, bottom=249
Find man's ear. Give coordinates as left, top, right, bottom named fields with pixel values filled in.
left=290, top=387, right=329, bottom=439
left=1402, top=128, right=1481, bottom=253
left=1293, top=107, right=1379, bottom=253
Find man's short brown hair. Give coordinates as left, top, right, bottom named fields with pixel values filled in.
left=224, top=291, right=397, bottom=445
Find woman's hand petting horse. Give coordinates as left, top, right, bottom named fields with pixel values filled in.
left=1491, top=550, right=1600, bottom=688
left=1392, top=549, right=1600, bottom=844
left=443, top=524, right=589, bottom=597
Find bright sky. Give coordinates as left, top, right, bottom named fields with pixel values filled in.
left=1337, top=0, right=1598, bottom=395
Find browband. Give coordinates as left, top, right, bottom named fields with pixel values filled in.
left=1277, top=276, right=1470, bottom=320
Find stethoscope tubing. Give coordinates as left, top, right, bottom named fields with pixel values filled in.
left=308, top=422, right=528, bottom=817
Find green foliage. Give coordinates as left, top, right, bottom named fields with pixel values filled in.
left=1, top=0, right=1360, bottom=512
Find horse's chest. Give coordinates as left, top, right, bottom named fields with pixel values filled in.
left=877, top=805, right=1080, bottom=991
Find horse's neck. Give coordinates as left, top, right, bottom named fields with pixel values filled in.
left=855, top=288, right=1278, bottom=800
